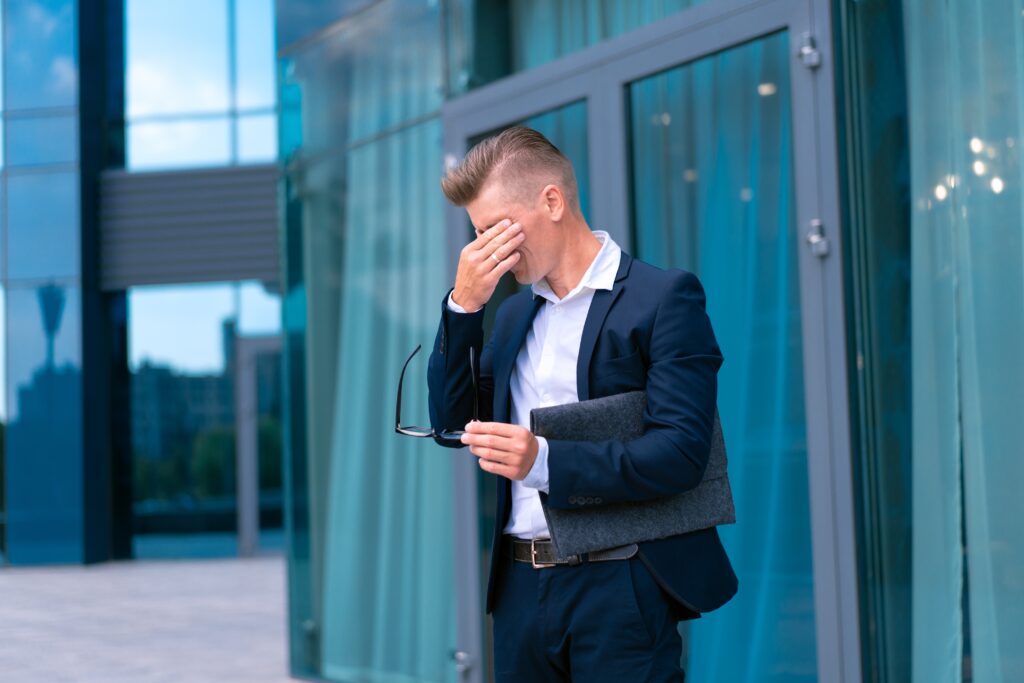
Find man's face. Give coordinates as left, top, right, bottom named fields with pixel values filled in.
left=465, top=180, right=553, bottom=285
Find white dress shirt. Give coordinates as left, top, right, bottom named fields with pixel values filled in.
left=448, top=231, right=622, bottom=539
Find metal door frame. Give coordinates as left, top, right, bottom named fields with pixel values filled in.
left=442, top=1, right=859, bottom=681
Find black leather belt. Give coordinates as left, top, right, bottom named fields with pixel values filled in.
left=503, top=536, right=638, bottom=568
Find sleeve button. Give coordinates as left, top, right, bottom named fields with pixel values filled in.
left=568, top=496, right=577, bottom=504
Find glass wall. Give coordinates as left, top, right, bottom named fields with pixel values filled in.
left=447, top=0, right=709, bottom=95
left=903, top=1, right=1024, bottom=681
left=279, top=1, right=456, bottom=679
left=1, top=0, right=86, bottom=564
left=128, top=280, right=282, bottom=558
left=125, top=0, right=277, bottom=169
left=832, top=1, right=913, bottom=681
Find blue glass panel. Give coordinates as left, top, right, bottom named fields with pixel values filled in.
left=235, top=0, right=277, bottom=110
left=0, top=7, right=5, bottom=112
left=4, top=0, right=78, bottom=110
left=237, top=113, right=278, bottom=163
left=0, top=284, right=5, bottom=563
left=6, top=115, right=78, bottom=166
left=127, top=281, right=283, bottom=559
left=127, top=117, right=232, bottom=170
left=238, top=280, right=281, bottom=334
left=6, top=171, right=80, bottom=280
left=283, top=0, right=443, bottom=153
left=125, top=0, right=229, bottom=117
left=629, top=32, right=817, bottom=681
left=280, top=119, right=455, bottom=680
left=4, top=283, right=83, bottom=563
left=128, top=283, right=238, bottom=559
left=277, top=72, right=303, bottom=160
left=276, top=0, right=376, bottom=50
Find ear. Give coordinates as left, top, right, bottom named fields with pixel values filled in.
left=540, top=184, right=566, bottom=222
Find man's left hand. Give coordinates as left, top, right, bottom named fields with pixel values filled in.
left=461, top=422, right=538, bottom=480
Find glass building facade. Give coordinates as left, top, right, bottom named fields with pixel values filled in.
left=277, top=1, right=1023, bottom=682
left=0, top=0, right=282, bottom=566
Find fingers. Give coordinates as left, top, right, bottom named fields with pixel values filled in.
left=481, top=222, right=523, bottom=259
left=472, top=219, right=513, bottom=249
left=464, top=421, right=519, bottom=437
left=489, top=233, right=525, bottom=264
left=461, top=431, right=514, bottom=451
left=477, top=457, right=516, bottom=478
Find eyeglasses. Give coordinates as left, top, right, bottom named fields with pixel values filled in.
left=395, top=344, right=478, bottom=445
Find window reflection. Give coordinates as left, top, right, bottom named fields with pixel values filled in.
left=281, top=0, right=443, bottom=153
left=127, top=118, right=232, bottom=171
left=6, top=171, right=80, bottom=280
left=235, top=0, right=277, bottom=110
left=126, top=0, right=230, bottom=117
left=238, top=113, right=278, bottom=163
left=128, top=281, right=282, bottom=559
left=125, top=0, right=278, bottom=170
left=4, top=0, right=78, bottom=110
left=6, top=115, right=79, bottom=167
left=4, top=284, right=84, bottom=562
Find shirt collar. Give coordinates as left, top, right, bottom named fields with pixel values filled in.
left=531, top=231, right=622, bottom=303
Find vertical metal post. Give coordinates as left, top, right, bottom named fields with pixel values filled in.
left=235, top=334, right=282, bottom=557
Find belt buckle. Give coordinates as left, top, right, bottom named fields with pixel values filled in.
left=530, top=539, right=556, bottom=569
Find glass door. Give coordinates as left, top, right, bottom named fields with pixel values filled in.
left=628, top=31, right=814, bottom=682
left=443, top=2, right=857, bottom=681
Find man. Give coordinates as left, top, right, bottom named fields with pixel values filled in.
left=428, top=126, right=736, bottom=681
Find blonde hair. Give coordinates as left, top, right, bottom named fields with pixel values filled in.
left=441, top=126, right=580, bottom=213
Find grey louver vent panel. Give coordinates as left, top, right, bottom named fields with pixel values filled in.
left=100, top=164, right=280, bottom=290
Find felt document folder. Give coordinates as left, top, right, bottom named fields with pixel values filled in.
left=530, top=391, right=735, bottom=559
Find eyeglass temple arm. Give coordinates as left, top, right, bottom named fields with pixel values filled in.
left=470, top=346, right=479, bottom=422
left=396, top=344, right=421, bottom=430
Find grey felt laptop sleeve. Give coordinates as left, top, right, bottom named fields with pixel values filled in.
left=531, top=391, right=735, bottom=559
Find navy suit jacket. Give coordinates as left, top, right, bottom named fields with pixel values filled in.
left=428, top=252, right=738, bottom=617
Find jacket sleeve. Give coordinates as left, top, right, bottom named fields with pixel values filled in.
left=544, top=271, right=723, bottom=507
left=427, top=288, right=495, bottom=448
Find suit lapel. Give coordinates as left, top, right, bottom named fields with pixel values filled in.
left=494, top=294, right=544, bottom=422
left=576, top=252, right=633, bottom=401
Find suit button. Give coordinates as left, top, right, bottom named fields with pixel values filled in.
left=585, top=497, right=595, bottom=505
left=594, top=497, right=603, bottom=504
left=568, top=496, right=577, bottom=504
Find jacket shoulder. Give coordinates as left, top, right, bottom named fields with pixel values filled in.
left=624, top=255, right=702, bottom=293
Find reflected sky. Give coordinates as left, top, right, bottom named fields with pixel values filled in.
left=125, top=0, right=277, bottom=169
left=126, top=0, right=229, bottom=117
left=128, top=281, right=280, bottom=373
left=4, top=0, right=77, bottom=110
left=7, top=171, right=80, bottom=280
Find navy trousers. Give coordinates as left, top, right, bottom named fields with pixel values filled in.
left=491, top=541, right=686, bottom=682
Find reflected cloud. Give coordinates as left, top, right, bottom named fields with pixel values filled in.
left=49, top=55, right=77, bottom=95
left=128, top=61, right=229, bottom=117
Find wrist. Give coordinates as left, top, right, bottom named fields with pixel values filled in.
left=452, top=289, right=483, bottom=313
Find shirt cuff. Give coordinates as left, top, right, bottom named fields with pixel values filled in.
left=522, top=436, right=550, bottom=493
left=447, top=292, right=469, bottom=314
